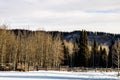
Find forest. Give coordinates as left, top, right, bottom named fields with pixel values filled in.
left=0, top=26, right=120, bottom=71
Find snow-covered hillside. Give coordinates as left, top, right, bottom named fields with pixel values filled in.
left=0, top=70, right=119, bottom=80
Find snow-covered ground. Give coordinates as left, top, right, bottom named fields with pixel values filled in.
left=0, top=70, right=119, bottom=80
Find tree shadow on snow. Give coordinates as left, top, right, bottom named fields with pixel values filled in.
left=0, top=75, right=118, bottom=80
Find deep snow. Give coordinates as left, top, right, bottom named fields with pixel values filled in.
left=0, top=70, right=119, bottom=80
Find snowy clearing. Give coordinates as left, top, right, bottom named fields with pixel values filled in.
left=0, top=70, right=119, bottom=80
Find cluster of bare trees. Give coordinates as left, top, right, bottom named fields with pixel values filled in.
left=0, top=28, right=64, bottom=71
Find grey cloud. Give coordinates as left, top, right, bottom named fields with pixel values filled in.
left=37, top=0, right=120, bottom=12
left=0, top=0, right=120, bottom=33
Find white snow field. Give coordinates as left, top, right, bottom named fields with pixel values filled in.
left=0, top=70, right=119, bottom=80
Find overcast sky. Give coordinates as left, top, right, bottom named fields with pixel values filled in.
left=0, top=0, right=120, bottom=33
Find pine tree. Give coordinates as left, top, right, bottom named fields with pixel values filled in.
left=74, top=37, right=80, bottom=67
left=79, top=30, right=89, bottom=67
left=100, top=48, right=107, bottom=68
left=90, top=39, right=99, bottom=68
left=99, top=46, right=103, bottom=67
left=73, top=38, right=79, bottom=67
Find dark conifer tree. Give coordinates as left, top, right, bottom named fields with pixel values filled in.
left=100, top=48, right=107, bottom=68
left=90, top=39, right=99, bottom=68
left=99, top=46, right=103, bottom=67
left=79, top=30, right=89, bottom=67
left=62, top=41, right=69, bottom=66
left=74, top=38, right=80, bottom=67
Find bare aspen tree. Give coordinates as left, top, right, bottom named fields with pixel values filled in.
left=13, top=31, right=22, bottom=71
left=53, top=34, right=64, bottom=68
left=13, top=35, right=18, bottom=71
left=5, top=31, right=15, bottom=65
left=1, top=33, right=7, bottom=66
left=37, top=32, right=45, bottom=67
left=116, top=40, right=120, bottom=76
left=0, top=29, right=6, bottom=66
left=27, top=33, right=35, bottom=71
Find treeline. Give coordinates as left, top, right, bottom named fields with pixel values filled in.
left=63, top=31, right=120, bottom=68
left=0, top=27, right=120, bottom=71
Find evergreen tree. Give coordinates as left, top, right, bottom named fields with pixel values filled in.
left=90, top=39, right=99, bottom=68
left=99, top=46, right=103, bottom=67
left=74, top=38, right=79, bottom=67
left=62, top=41, right=69, bottom=66
left=100, top=48, right=107, bottom=68
left=79, top=30, right=89, bottom=67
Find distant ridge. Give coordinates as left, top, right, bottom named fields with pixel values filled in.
left=10, top=29, right=120, bottom=46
